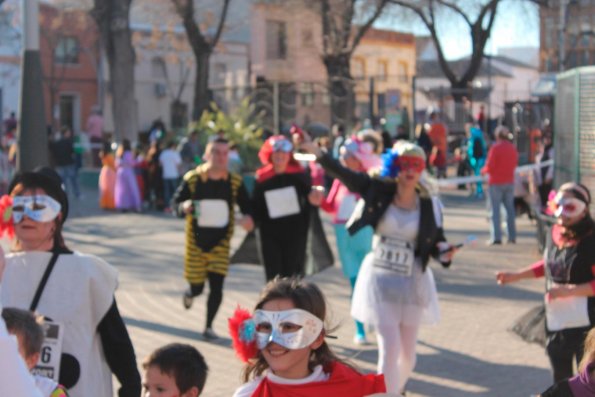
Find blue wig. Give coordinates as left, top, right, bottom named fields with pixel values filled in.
left=380, top=149, right=400, bottom=178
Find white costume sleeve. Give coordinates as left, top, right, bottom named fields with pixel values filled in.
left=0, top=286, right=43, bottom=397
left=431, top=196, right=444, bottom=228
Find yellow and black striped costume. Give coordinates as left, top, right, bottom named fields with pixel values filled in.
left=178, top=164, right=245, bottom=284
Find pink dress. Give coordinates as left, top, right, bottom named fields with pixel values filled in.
left=114, top=151, right=141, bottom=211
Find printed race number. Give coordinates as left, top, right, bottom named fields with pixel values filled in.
left=31, top=321, right=64, bottom=382
left=373, top=236, right=415, bottom=276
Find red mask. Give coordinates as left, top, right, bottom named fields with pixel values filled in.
left=398, top=156, right=425, bottom=173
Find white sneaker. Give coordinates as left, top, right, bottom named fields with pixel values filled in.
left=203, top=327, right=219, bottom=340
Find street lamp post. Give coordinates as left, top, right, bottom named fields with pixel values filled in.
left=17, top=0, right=48, bottom=172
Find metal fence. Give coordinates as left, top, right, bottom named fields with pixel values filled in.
left=210, top=74, right=415, bottom=136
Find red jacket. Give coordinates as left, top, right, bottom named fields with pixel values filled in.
left=481, top=140, right=518, bottom=185
left=251, top=362, right=386, bottom=397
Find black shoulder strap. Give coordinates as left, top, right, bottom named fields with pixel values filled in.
left=29, top=252, right=60, bottom=312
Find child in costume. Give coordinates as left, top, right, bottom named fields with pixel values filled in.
left=142, top=343, right=208, bottom=397
left=229, top=277, right=387, bottom=397
left=320, top=134, right=381, bottom=345
left=114, top=139, right=142, bottom=212
left=98, top=144, right=116, bottom=210
left=2, top=307, right=69, bottom=396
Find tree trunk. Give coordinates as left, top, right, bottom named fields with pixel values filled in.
left=92, top=0, right=137, bottom=143
left=191, top=48, right=211, bottom=121
left=324, top=54, right=355, bottom=128
left=451, top=81, right=471, bottom=103
left=107, top=36, right=137, bottom=142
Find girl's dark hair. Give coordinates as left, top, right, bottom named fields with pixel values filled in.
left=242, top=277, right=349, bottom=382
left=559, top=182, right=594, bottom=240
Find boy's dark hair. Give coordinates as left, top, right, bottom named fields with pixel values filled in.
left=143, top=343, right=208, bottom=394
left=1, top=307, right=45, bottom=358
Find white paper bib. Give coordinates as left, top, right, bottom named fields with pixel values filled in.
left=264, top=186, right=300, bottom=219
left=194, top=199, right=229, bottom=228
left=31, top=320, right=64, bottom=382
left=545, top=295, right=590, bottom=331
left=373, top=236, right=415, bottom=277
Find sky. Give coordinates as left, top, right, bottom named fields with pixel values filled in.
left=377, top=0, right=540, bottom=60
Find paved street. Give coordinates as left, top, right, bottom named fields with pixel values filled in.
left=62, top=187, right=551, bottom=397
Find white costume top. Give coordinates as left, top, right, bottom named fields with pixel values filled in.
left=351, top=199, right=440, bottom=326
left=1, top=251, right=118, bottom=397
left=0, top=285, right=43, bottom=397
left=233, top=365, right=329, bottom=397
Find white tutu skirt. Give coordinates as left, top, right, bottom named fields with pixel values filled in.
left=351, top=253, right=440, bottom=327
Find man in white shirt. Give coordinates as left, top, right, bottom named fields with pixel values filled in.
left=159, top=141, right=182, bottom=211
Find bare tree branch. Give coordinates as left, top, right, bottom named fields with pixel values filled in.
left=460, top=0, right=498, bottom=84
left=171, top=0, right=233, bottom=118
left=211, top=0, right=231, bottom=48
left=388, top=0, right=502, bottom=93
left=436, top=0, right=472, bottom=27
left=350, top=0, right=390, bottom=55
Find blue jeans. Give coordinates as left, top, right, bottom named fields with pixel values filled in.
left=488, top=183, right=516, bottom=242
left=56, top=164, right=80, bottom=198
left=163, top=178, right=178, bottom=208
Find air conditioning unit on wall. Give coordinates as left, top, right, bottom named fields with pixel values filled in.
left=154, top=83, right=167, bottom=98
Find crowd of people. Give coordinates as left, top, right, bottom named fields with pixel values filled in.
left=0, top=104, right=591, bottom=397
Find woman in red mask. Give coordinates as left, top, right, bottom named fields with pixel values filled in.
left=301, top=139, right=456, bottom=395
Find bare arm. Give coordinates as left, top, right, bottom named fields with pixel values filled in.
left=496, top=261, right=544, bottom=285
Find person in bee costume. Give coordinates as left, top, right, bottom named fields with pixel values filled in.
left=172, top=137, right=253, bottom=340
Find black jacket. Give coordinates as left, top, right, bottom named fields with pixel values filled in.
left=318, top=153, right=450, bottom=271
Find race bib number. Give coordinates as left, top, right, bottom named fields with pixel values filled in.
left=545, top=295, right=590, bottom=331
left=373, top=236, right=415, bottom=277
left=31, top=320, right=64, bottom=382
left=336, top=194, right=357, bottom=221
left=194, top=199, right=229, bottom=228
left=264, top=186, right=300, bottom=219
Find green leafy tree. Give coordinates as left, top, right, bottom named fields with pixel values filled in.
left=189, top=98, right=264, bottom=171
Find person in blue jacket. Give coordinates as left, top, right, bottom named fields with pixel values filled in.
left=467, top=125, right=487, bottom=198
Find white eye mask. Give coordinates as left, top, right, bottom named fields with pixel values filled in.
left=12, top=195, right=62, bottom=223
left=553, top=194, right=587, bottom=218
left=253, top=308, right=323, bottom=350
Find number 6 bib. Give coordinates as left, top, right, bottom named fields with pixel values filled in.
left=373, top=236, right=415, bottom=277
left=31, top=320, right=65, bottom=383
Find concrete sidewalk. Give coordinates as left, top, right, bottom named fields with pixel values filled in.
left=62, top=188, right=551, bottom=397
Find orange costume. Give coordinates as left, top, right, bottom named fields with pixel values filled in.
left=99, top=153, right=116, bottom=209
